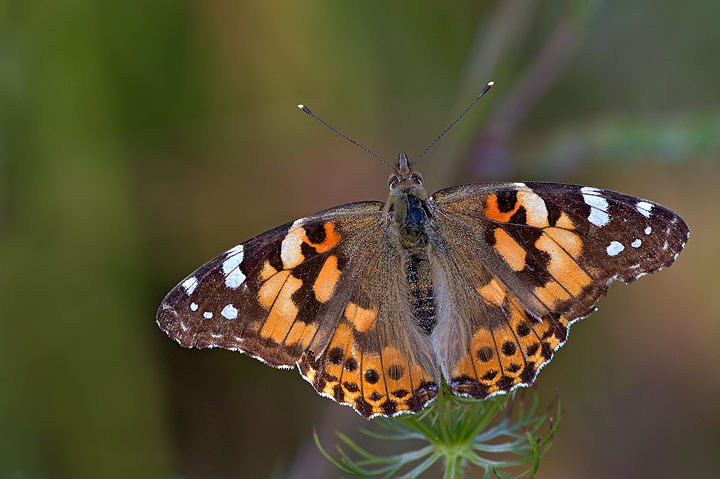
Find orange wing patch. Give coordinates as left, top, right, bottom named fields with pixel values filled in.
left=484, top=194, right=516, bottom=223
left=534, top=228, right=592, bottom=303
left=281, top=220, right=342, bottom=269
left=313, top=255, right=341, bottom=303
left=283, top=320, right=318, bottom=348
left=259, top=260, right=278, bottom=281
left=555, top=211, right=574, bottom=229
left=344, top=302, right=377, bottom=332
left=258, top=272, right=303, bottom=343
left=478, top=278, right=508, bottom=306
left=312, top=222, right=342, bottom=253
left=451, top=327, right=500, bottom=381
left=492, top=228, right=527, bottom=271
left=379, top=346, right=429, bottom=403
left=484, top=190, right=550, bottom=227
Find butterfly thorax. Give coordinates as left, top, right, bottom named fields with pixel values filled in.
left=384, top=153, right=430, bottom=244
left=384, top=154, right=436, bottom=333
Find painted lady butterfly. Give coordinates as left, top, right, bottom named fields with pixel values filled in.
left=157, top=100, right=689, bottom=419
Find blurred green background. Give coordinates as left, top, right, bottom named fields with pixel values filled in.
left=1, top=1, right=718, bottom=478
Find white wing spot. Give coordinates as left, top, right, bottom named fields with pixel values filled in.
left=182, top=276, right=198, bottom=295
left=190, top=302, right=198, bottom=311
left=512, top=182, right=528, bottom=189
left=580, top=186, right=600, bottom=195
left=281, top=218, right=307, bottom=269
left=581, top=187, right=610, bottom=227
left=222, top=244, right=246, bottom=289
left=645, top=226, right=652, bottom=235
left=221, top=304, right=238, bottom=319
left=607, top=241, right=625, bottom=256
left=203, top=311, right=213, bottom=319
left=225, top=269, right=246, bottom=289
left=636, top=201, right=653, bottom=218
left=587, top=208, right=610, bottom=228
left=631, top=239, right=642, bottom=248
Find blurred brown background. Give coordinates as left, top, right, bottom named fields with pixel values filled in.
left=1, top=1, right=718, bottom=478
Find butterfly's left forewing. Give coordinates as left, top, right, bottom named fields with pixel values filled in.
left=429, top=182, right=689, bottom=399
left=157, top=201, right=384, bottom=368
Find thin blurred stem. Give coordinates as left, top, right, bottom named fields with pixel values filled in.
left=470, top=13, right=587, bottom=179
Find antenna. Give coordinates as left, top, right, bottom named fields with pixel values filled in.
left=414, top=81, right=494, bottom=167
left=297, top=104, right=397, bottom=173
left=299, top=81, right=494, bottom=173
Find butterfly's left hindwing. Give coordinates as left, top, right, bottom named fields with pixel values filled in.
left=297, top=222, right=440, bottom=418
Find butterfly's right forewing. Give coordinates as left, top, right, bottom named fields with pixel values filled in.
left=428, top=182, right=688, bottom=399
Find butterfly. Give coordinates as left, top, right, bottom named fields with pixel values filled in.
left=157, top=153, right=688, bottom=419
left=157, top=86, right=689, bottom=418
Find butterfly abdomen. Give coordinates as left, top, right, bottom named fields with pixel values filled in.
left=404, top=253, right=436, bottom=333
left=388, top=186, right=440, bottom=334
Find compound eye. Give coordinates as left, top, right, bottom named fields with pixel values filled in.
left=411, top=172, right=423, bottom=185
left=388, top=174, right=399, bottom=188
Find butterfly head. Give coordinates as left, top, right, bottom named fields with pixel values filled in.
left=389, top=153, right=424, bottom=192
